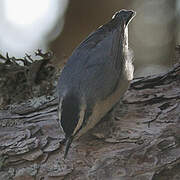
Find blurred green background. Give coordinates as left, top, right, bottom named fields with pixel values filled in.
left=0, top=0, right=179, bottom=77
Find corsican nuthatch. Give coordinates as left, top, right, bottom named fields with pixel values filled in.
left=57, top=9, right=136, bottom=158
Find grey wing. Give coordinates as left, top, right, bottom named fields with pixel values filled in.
left=58, top=28, right=124, bottom=100
left=80, top=60, right=119, bottom=101
left=79, top=33, right=121, bottom=101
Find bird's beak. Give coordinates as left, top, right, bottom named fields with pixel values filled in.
left=64, top=136, right=74, bottom=159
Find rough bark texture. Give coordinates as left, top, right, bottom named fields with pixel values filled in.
left=0, top=61, right=180, bottom=180
left=0, top=50, right=56, bottom=108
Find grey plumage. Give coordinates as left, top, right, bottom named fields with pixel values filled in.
left=57, top=9, right=136, bottom=158
left=59, top=15, right=126, bottom=102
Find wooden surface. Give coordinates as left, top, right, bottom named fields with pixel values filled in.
left=0, top=62, right=180, bottom=180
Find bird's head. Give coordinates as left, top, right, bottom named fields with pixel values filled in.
left=111, top=9, right=136, bottom=49
left=112, top=9, right=136, bottom=27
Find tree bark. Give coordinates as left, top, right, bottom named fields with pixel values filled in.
left=0, top=61, right=180, bottom=180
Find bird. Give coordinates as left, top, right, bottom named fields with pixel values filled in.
left=57, top=9, right=136, bottom=158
